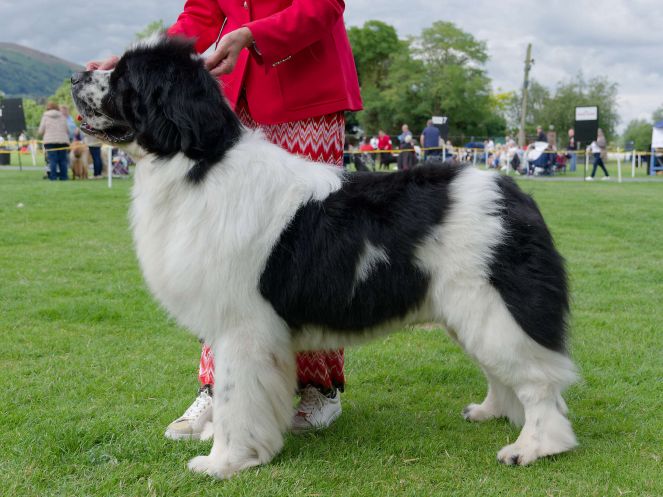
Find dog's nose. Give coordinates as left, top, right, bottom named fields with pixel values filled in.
left=71, top=72, right=85, bottom=85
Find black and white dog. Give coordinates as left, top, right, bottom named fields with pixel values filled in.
left=72, top=36, right=578, bottom=479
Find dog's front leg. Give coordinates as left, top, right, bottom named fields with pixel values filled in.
left=188, top=320, right=296, bottom=479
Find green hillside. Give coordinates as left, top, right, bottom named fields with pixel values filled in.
left=0, top=43, right=82, bottom=98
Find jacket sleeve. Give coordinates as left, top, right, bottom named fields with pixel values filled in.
left=167, top=0, right=225, bottom=54
left=244, top=0, right=344, bottom=66
left=61, top=118, right=71, bottom=143
left=38, top=116, right=45, bottom=137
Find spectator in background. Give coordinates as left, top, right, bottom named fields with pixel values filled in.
left=60, top=105, right=77, bottom=142
left=84, top=132, right=104, bottom=178
left=397, top=134, right=417, bottom=170
left=353, top=136, right=375, bottom=171
left=358, top=136, right=374, bottom=152
left=445, top=139, right=455, bottom=160
left=420, top=120, right=441, bottom=160
left=586, top=128, right=610, bottom=180
left=566, top=128, right=577, bottom=172
left=506, top=139, right=521, bottom=173
left=377, top=130, right=393, bottom=170
left=39, top=102, right=70, bottom=181
left=398, top=124, right=412, bottom=144
left=536, top=125, right=546, bottom=142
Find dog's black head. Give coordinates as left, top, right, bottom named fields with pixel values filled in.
left=72, top=35, right=242, bottom=182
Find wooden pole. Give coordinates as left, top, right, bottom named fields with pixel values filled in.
left=518, top=44, right=533, bottom=147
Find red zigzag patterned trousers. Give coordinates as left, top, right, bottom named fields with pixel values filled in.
left=198, top=97, right=346, bottom=391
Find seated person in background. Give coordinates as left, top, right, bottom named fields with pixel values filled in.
left=397, top=135, right=417, bottom=171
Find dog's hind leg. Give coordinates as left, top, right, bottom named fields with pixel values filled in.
left=187, top=319, right=296, bottom=479
left=462, top=370, right=524, bottom=426
left=447, top=288, right=577, bottom=466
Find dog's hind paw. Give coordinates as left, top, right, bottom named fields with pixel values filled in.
left=497, top=443, right=539, bottom=466
left=188, top=454, right=262, bottom=479
left=188, top=455, right=232, bottom=479
left=462, top=403, right=497, bottom=422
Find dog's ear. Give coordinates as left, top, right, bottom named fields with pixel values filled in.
left=123, top=37, right=242, bottom=182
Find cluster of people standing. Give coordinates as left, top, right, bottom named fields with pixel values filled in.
left=487, top=126, right=610, bottom=179
left=38, top=102, right=103, bottom=180
left=350, top=120, right=446, bottom=171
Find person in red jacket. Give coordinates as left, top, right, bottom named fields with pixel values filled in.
left=88, top=0, right=362, bottom=440
left=377, top=129, right=393, bottom=170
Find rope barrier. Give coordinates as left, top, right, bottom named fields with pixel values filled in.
left=1, top=140, right=658, bottom=156
left=0, top=142, right=101, bottom=154
left=349, top=145, right=657, bottom=155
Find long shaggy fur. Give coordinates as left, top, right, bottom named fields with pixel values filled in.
left=72, top=36, right=578, bottom=479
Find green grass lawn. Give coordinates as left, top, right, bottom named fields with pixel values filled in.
left=1, top=170, right=661, bottom=497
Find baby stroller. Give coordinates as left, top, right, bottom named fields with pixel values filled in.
left=554, top=153, right=568, bottom=174
left=526, top=142, right=555, bottom=176
left=111, top=148, right=132, bottom=176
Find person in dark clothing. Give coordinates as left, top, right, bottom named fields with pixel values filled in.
left=397, top=135, right=417, bottom=170
left=420, top=120, right=441, bottom=160
left=586, top=128, right=610, bottom=180
left=535, top=125, right=546, bottom=142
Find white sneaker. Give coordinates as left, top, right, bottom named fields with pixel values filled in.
left=164, top=385, right=213, bottom=440
left=291, top=386, right=342, bottom=434
left=601, top=176, right=611, bottom=180
left=585, top=176, right=594, bottom=181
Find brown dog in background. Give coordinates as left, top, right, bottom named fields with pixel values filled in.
left=69, top=141, right=89, bottom=179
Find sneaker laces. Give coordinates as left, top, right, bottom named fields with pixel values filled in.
left=179, top=388, right=212, bottom=421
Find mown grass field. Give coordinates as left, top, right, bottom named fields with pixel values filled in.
left=1, top=169, right=661, bottom=497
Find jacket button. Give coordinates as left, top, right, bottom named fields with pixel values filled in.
left=243, top=1, right=248, bottom=9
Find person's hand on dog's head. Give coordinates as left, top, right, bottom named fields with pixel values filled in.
left=86, top=56, right=120, bottom=71
left=205, top=27, right=254, bottom=77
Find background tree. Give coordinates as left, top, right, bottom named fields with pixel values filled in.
left=349, top=20, right=505, bottom=142
left=22, top=98, right=45, bottom=137
left=506, top=80, right=550, bottom=135
left=506, top=74, right=619, bottom=145
left=347, top=20, right=402, bottom=90
left=652, top=104, right=663, bottom=124
left=621, top=119, right=652, bottom=151
left=136, top=20, right=166, bottom=40
left=408, top=21, right=501, bottom=141
left=49, top=78, right=75, bottom=115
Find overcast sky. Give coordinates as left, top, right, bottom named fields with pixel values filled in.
left=1, top=0, right=660, bottom=131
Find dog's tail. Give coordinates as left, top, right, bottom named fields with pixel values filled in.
left=487, top=175, right=569, bottom=353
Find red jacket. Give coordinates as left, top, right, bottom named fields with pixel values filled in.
left=377, top=135, right=392, bottom=150
left=168, top=0, right=362, bottom=124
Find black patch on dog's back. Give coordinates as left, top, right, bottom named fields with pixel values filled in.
left=488, top=176, right=569, bottom=351
left=259, top=165, right=460, bottom=332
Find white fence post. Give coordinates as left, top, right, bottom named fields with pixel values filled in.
left=617, top=148, right=622, bottom=183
